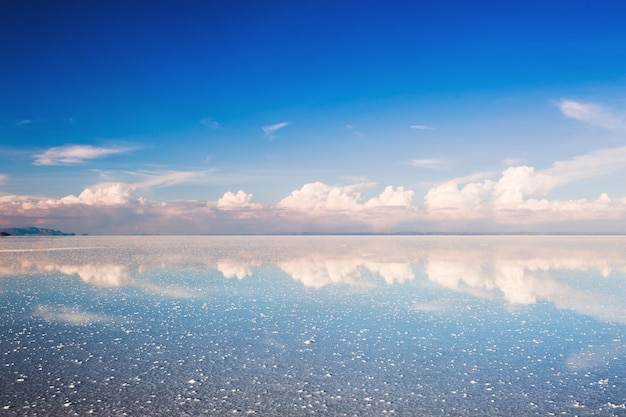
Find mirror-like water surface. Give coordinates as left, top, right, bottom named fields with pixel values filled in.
left=1, top=236, right=625, bottom=416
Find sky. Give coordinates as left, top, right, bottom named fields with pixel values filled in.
left=2, top=0, right=626, bottom=234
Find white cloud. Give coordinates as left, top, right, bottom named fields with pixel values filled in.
left=16, top=119, right=32, bottom=126
left=276, top=182, right=417, bottom=231
left=33, top=144, right=136, bottom=166
left=60, top=183, right=137, bottom=206
left=502, top=158, right=525, bottom=166
left=492, top=166, right=556, bottom=207
left=217, top=190, right=262, bottom=210
left=558, top=99, right=625, bottom=129
left=0, top=174, right=7, bottom=185
left=410, top=125, right=434, bottom=130
left=262, top=122, right=288, bottom=140
left=364, top=185, right=414, bottom=208
left=134, top=170, right=213, bottom=188
left=345, top=124, right=364, bottom=137
left=425, top=178, right=495, bottom=218
left=424, top=145, right=626, bottom=222
left=201, top=117, right=219, bottom=128
left=277, top=181, right=372, bottom=212
left=3, top=145, right=626, bottom=234
left=544, top=146, right=626, bottom=184
left=410, top=158, right=446, bottom=169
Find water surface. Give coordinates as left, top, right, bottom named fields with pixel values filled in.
left=1, top=236, right=625, bottom=416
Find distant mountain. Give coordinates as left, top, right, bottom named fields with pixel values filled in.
left=0, top=227, right=75, bottom=236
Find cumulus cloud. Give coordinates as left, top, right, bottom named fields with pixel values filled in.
left=60, top=183, right=137, bottom=206
left=277, top=181, right=370, bottom=212
left=277, top=182, right=414, bottom=212
left=262, top=122, right=288, bottom=140
left=364, top=185, right=414, bottom=208
left=217, top=190, right=262, bottom=210
left=424, top=145, right=626, bottom=222
left=275, top=182, right=417, bottom=231
left=3, top=144, right=626, bottom=234
left=33, top=144, right=136, bottom=166
left=558, top=99, right=626, bottom=129
left=425, top=178, right=495, bottom=218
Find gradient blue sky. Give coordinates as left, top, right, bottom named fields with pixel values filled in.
left=2, top=0, right=626, bottom=234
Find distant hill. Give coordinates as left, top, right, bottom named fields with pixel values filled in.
left=0, top=227, right=75, bottom=236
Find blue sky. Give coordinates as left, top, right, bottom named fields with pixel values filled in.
left=2, top=0, right=626, bottom=234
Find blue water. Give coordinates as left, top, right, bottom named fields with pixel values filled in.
left=1, top=236, right=625, bottom=416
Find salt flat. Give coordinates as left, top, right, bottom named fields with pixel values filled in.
left=1, top=236, right=625, bottom=416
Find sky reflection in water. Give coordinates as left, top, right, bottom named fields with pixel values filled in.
left=1, top=236, right=625, bottom=416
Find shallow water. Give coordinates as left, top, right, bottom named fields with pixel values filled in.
left=1, top=236, right=625, bottom=416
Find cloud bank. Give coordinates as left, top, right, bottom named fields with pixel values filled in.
left=2, top=144, right=626, bottom=234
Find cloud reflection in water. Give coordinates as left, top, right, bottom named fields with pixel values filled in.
left=0, top=236, right=624, bottom=323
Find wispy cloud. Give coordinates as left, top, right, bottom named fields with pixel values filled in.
left=502, top=158, right=525, bottom=167
left=411, top=125, right=434, bottom=130
left=16, top=119, right=32, bottom=126
left=133, top=169, right=214, bottom=188
left=33, top=144, right=137, bottom=166
left=262, top=122, right=288, bottom=140
left=346, top=124, right=364, bottom=137
left=409, top=158, right=446, bottom=169
left=557, top=99, right=626, bottom=129
left=544, top=145, right=626, bottom=184
left=0, top=174, right=7, bottom=185
left=200, top=117, right=219, bottom=128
